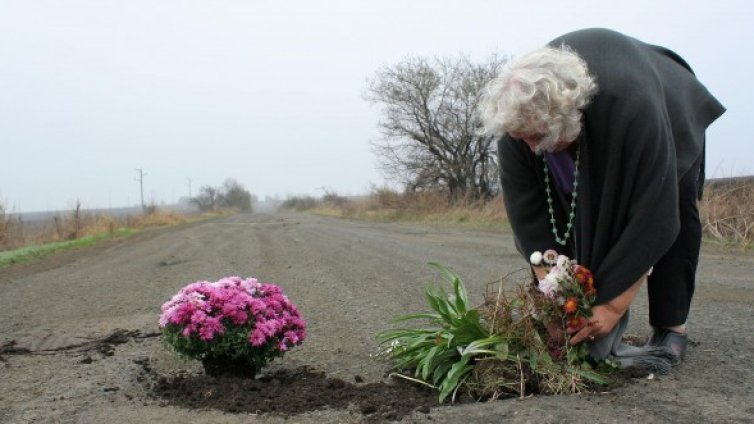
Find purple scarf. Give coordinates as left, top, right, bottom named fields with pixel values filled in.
left=544, top=150, right=576, bottom=193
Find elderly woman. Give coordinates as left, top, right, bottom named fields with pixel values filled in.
left=480, top=28, right=725, bottom=365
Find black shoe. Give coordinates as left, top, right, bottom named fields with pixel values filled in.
left=646, top=327, right=688, bottom=365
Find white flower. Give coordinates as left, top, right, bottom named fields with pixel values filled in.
left=548, top=265, right=569, bottom=281
left=530, top=251, right=543, bottom=266
left=538, top=273, right=561, bottom=298
left=556, top=255, right=570, bottom=269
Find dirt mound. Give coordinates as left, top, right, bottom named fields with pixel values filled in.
left=148, top=365, right=443, bottom=422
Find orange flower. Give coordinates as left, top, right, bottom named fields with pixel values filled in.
left=567, top=316, right=587, bottom=331
left=564, top=297, right=579, bottom=314
left=573, top=265, right=594, bottom=286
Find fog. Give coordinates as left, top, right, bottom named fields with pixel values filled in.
left=0, top=1, right=749, bottom=212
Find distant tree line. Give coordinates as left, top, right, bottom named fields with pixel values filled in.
left=365, top=54, right=507, bottom=200
left=191, top=179, right=254, bottom=212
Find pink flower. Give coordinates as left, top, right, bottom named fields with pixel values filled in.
left=249, top=328, right=267, bottom=347
left=542, top=249, right=558, bottom=265
left=284, top=330, right=300, bottom=345
left=198, top=316, right=225, bottom=341
left=160, top=276, right=307, bottom=356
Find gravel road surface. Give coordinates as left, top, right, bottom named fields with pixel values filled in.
left=1, top=212, right=752, bottom=423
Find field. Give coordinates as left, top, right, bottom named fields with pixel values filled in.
left=1, top=212, right=753, bottom=423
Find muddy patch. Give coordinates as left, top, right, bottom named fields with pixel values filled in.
left=146, top=365, right=443, bottom=422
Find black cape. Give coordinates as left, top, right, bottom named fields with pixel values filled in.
left=499, top=28, right=726, bottom=303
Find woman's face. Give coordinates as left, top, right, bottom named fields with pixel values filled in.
left=510, top=132, right=545, bottom=153
left=508, top=131, right=570, bottom=154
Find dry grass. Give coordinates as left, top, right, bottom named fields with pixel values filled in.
left=701, top=178, right=754, bottom=248
left=469, top=272, right=603, bottom=399
left=0, top=203, right=217, bottom=254
left=303, top=178, right=754, bottom=248
left=0, top=204, right=24, bottom=250
left=129, top=211, right=188, bottom=229
left=310, top=188, right=508, bottom=230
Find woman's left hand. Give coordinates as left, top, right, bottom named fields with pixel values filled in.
left=568, top=304, right=625, bottom=344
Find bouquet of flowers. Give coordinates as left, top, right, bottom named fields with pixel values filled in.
left=378, top=260, right=608, bottom=403
left=159, top=276, right=306, bottom=377
left=529, top=249, right=596, bottom=359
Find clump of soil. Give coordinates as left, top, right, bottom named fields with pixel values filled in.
left=147, top=365, right=444, bottom=422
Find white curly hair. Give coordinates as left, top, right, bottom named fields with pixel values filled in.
left=479, top=46, right=598, bottom=151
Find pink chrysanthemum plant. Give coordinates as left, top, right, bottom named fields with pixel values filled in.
left=159, top=276, right=306, bottom=376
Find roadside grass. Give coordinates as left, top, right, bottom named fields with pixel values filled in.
left=0, top=228, right=134, bottom=267
left=315, top=206, right=510, bottom=231
left=295, top=190, right=510, bottom=231
left=287, top=179, right=754, bottom=248
left=700, top=177, right=754, bottom=249
left=0, top=207, right=234, bottom=268
left=290, top=189, right=510, bottom=232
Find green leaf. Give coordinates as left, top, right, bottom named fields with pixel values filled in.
left=566, top=347, right=579, bottom=364
left=460, top=336, right=506, bottom=355
left=419, top=345, right=441, bottom=380
left=495, top=342, right=509, bottom=361
left=428, top=261, right=458, bottom=286
left=376, top=328, right=435, bottom=345
left=428, top=262, right=469, bottom=317
left=438, top=355, right=474, bottom=403
left=540, top=350, right=554, bottom=365
left=431, top=291, right=454, bottom=321
left=529, top=352, right=539, bottom=370
left=390, top=313, right=442, bottom=323
left=570, top=367, right=609, bottom=385
left=424, top=288, right=442, bottom=314
left=452, top=274, right=469, bottom=315
left=432, top=360, right=454, bottom=385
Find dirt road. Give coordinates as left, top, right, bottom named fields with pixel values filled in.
left=1, top=212, right=752, bottom=423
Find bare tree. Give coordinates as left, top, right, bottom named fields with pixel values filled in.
left=191, top=180, right=255, bottom=213
left=218, top=179, right=253, bottom=212
left=192, top=185, right=219, bottom=212
left=365, top=54, right=506, bottom=200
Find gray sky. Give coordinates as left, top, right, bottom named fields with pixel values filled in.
left=1, top=1, right=750, bottom=213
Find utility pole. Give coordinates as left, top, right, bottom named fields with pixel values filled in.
left=135, top=168, right=147, bottom=211
left=187, top=177, right=192, bottom=200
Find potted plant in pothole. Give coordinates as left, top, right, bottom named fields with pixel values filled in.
left=159, top=276, right=306, bottom=378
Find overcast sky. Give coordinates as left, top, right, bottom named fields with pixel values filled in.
left=1, top=1, right=750, bottom=213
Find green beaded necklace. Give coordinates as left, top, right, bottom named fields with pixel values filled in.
left=543, top=148, right=580, bottom=246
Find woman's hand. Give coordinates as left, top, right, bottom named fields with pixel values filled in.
left=568, top=304, right=624, bottom=344
left=568, top=273, right=648, bottom=344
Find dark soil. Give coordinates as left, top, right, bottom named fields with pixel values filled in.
left=148, top=365, right=441, bottom=422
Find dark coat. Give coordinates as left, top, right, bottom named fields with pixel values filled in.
left=499, top=28, right=725, bottom=303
